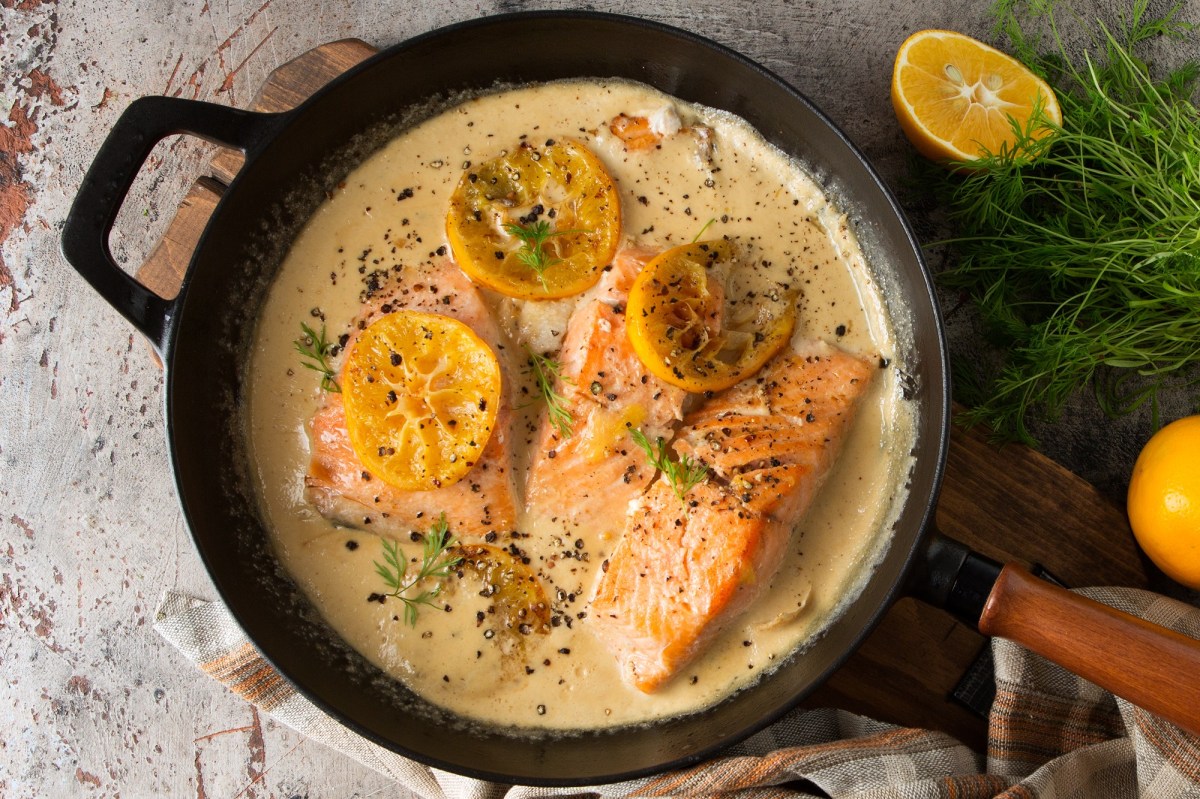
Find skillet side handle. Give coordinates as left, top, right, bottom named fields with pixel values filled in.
left=981, top=563, right=1200, bottom=737
left=61, top=96, right=279, bottom=354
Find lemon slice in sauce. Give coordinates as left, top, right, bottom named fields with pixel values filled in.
left=626, top=240, right=796, bottom=392
left=446, top=138, right=621, bottom=299
left=342, top=310, right=501, bottom=490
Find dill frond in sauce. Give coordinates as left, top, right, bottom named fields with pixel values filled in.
left=373, top=513, right=462, bottom=626
left=525, top=347, right=574, bottom=438
left=630, top=427, right=708, bottom=501
left=294, top=322, right=341, bottom=393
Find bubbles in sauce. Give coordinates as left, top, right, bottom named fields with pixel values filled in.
left=246, top=79, right=914, bottom=731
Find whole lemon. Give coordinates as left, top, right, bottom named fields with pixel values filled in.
left=1127, top=415, right=1200, bottom=589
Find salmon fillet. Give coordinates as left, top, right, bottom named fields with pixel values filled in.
left=588, top=343, right=874, bottom=691
left=304, top=260, right=518, bottom=540
left=524, top=249, right=687, bottom=534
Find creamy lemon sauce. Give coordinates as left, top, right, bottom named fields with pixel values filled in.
left=246, top=79, right=914, bottom=731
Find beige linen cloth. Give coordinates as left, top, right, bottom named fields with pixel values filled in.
left=155, top=587, right=1200, bottom=798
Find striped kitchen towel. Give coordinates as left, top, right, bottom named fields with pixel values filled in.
left=155, top=587, right=1200, bottom=798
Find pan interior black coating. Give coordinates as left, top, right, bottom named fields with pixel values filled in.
left=162, top=12, right=948, bottom=786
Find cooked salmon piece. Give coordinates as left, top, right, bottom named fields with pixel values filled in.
left=588, top=343, right=874, bottom=691
left=610, top=113, right=663, bottom=150
left=524, top=248, right=687, bottom=534
left=588, top=479, right=776, bottom=692
left=607, top=110, right=715, bottom=165
left=673, top=343, right=875, bottom=520
left=304, top=260, right=518, bottom=540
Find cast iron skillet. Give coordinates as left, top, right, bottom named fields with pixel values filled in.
left=62, top=11, right=1200, bottom=786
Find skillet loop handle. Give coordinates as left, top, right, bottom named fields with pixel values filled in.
left=61, top=96, right=278, bottom=355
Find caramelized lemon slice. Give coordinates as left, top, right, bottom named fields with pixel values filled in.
left=342, top=310, right=501, bottom=491
left=453, top=544, right=551, bottom=637
left=626, top=240, right=796, bottom=392
left=446, top=139, right=621, bottom=299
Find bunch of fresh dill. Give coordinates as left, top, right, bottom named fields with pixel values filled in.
left=926, top=0, right=1200, bottom=445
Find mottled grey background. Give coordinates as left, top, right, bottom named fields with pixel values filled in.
left=1, top=0, right=1195, bottom=796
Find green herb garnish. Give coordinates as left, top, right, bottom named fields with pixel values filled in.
left=525, top=347, right=574, bottom=438
left=691, top=217, right=717, bottom=243
left=295, top=322, right=341, bottom=393
left=503, top=220, right=585, bottom=290
left=374, top=513, right=462, bottom=627
left=925, top=0, right=1200, bottom=444
left=630, top=428, right=708, bottom=501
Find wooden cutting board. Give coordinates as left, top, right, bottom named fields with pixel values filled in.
left=137, top=40, right=1150, bottom=753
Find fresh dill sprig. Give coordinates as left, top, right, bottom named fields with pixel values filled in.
left=503, top=220, right=585, bottom=290
left=525, top=347, right=574, bottom=438
left=629, top=428, right=708, bottom=501
left=294, top=322, right=341, bottom=393
left=923, top=0, right=1200, bottom=445
left=373, top=513, right=463, bottom=627
left=691, top=217, right=717, bottom=243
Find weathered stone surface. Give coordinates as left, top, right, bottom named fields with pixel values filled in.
left=2, top=0, right=1196, bottom=796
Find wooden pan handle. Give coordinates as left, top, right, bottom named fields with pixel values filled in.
left=980, top=563, right=1200, bottom=736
